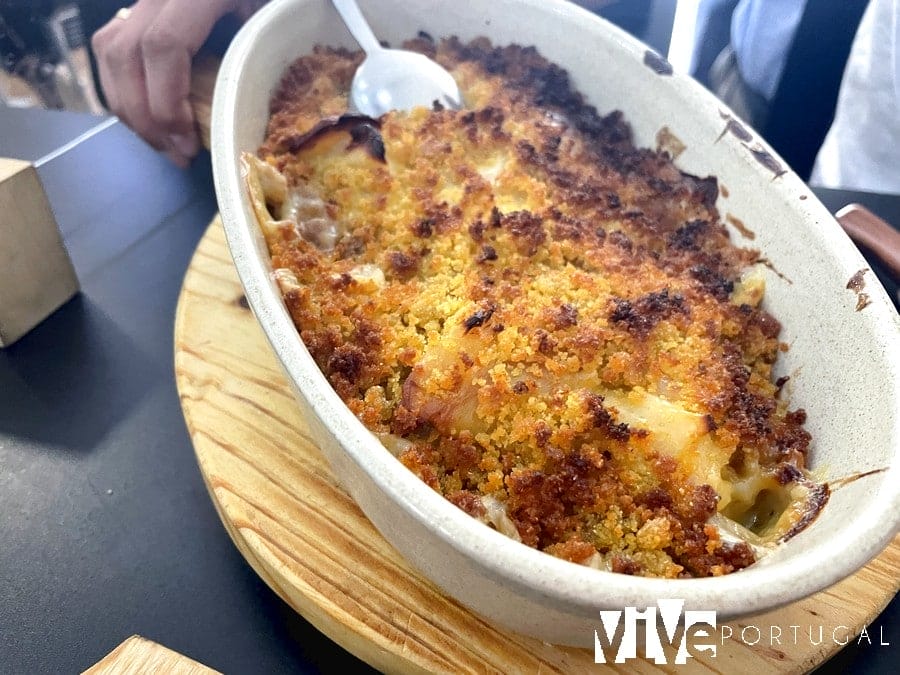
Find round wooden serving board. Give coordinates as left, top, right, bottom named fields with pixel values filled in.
left=175, top=217, right=898, bottom=674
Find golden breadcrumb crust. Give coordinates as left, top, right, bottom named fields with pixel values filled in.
left=251, top=35, right=825, bottom=578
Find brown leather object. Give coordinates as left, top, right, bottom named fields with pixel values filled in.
left=836, top=204, right=900, bottom=281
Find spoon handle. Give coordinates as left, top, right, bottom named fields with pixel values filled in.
left=331, top=0, right=383, bottom=55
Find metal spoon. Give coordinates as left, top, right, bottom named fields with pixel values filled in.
left=331, top=0, right=462, bottom=116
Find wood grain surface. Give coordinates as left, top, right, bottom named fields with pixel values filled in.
left=190, top=55, right=217, bottom=150
left=83, top=636, right=220, bottom=675
left=174, top=217, right=899, bottom=674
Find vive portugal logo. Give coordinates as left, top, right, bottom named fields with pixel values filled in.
left=594, top=599, right=716, bottom=665
left=594, top=598, right=893, bottom=664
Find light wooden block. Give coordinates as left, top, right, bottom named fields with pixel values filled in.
left=83, top=635, right=220, bottom=675
left=0, top=157, right=79, bottom=347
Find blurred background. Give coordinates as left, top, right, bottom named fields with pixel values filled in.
left=0, top=0, right=869, bottom=182
left=0, top=0, right=103, bottom=113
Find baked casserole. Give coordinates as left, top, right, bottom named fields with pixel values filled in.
left=242, top=35, right=827, bottom=578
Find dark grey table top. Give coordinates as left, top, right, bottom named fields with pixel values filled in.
left=0, top=105, right=895, bottom=673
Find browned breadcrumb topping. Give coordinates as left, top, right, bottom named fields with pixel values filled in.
left=252, top=36, right=825, bottom=578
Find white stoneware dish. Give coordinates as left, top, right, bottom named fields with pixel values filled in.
left=210, top=0, right=900, bottom=647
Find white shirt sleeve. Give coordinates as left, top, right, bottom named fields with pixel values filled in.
left=811, top=0, right=900, bottom=195
left=730, top=0, right=807, bottom=101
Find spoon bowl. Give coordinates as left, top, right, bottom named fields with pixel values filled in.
left=332, top=0, right=462, bottom=116
left=353, top=49, right=462, bottom=115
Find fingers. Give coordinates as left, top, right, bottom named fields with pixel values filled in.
left=91, top=0, right=237, bottom=167
left=142, top=0, right=235, bottom=160
left=93, top=1, right=165, bottom=149
left=106, top=27, right=160, bottom=146
left=91, top=18, right=124, bottom=121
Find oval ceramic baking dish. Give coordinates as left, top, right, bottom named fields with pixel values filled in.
left=210, top=0, right=900, bottom=647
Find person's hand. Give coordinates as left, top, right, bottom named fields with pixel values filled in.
left=91, top=0, right=245, bottom=167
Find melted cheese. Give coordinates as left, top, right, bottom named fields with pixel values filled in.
left=604, top=389, right=731, bottom=494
